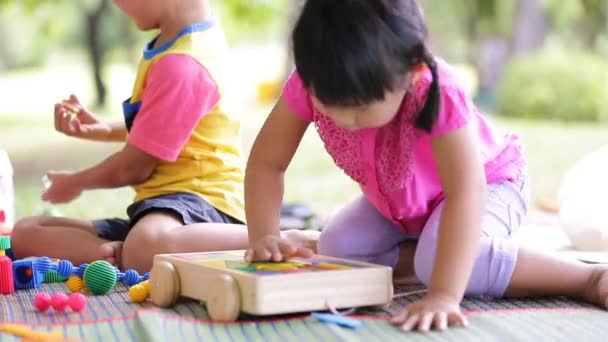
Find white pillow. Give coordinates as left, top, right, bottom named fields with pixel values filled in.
left=559, top=146, right=608, bottom=251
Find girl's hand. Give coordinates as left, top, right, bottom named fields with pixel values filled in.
left=54, top=95, right=112, bottom=140
left=41, top=171, right=83, bottom=204
left=390, top=292, right=468, bottom=332
left=245, top=234, right=313, bottom=263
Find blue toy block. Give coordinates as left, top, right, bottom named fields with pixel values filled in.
left=12, top=259, right=43, bottom=290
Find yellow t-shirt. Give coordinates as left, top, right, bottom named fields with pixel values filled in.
left=122, top=21, right=245, bottom=222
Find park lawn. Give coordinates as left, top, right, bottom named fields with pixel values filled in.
left=1, top=57, right=607, bottom=221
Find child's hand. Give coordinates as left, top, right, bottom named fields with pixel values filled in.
left=41, top=171, right=83, bottom=204
left=54, top=95, right=111, bottom=140
left=390, top=292, right=468, bottom=332
left=245, top=234, right=314, bottom=263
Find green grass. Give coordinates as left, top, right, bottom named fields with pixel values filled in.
left=3, top=109, right=607, bottom=221
left=490, top=117, right=608, bottom=204
left=1, top=56, right=607, bottom=222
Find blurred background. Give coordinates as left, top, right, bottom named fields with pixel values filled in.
left=0, top=0, right=607, bottom=223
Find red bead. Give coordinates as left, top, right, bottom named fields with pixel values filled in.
left=51, top=292, right=69, bottom=311
left=34, top=292, right=52, bottom=312
left=68, top=292, right=87, bottom=312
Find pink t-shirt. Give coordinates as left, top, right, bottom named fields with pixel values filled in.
left=283, top=60, right=525, bottom=235
left=128, top=54, right=220, bottom=161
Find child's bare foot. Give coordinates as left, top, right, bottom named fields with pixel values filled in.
left=282, top=229, right=320, bottom=253
left=584, top=266, right=608, bottom=309
left=100, top=241, right=123, bottom=268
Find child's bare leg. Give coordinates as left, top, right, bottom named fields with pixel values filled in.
left=505, top=249, right=608, bottom=308
left=394, top=241, right=419, bottom=285
left=11, top=216, right=115, bottom=265
left=121, top=212, right=319, bottom=273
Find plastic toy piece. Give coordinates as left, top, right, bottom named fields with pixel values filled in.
left=49, top=258, right=148, bottom=288
left=0, top=324, right=63, bottom=341
left=0, top=256, right=14, bottom=294
left=0, top=236, right=10, bottom=257
left=83, top=260, right=117, bottom=295
left=66, top=276, right=85, bottom=293
left=12, top=259, right=43, bottom=290
left=116, top=268, right=149, bottom=287
left=56, top=260, right=86, bottom=278
left=34, top=257, right=55, bottom=275
left=34, top=293, right=52, bottom=312
left=68, top=293, right=87, bottom=312
left=43, top=270, right=68, bottom=283
left=149, top=251, right=393, bottom=321
left=51, top=292, right=69, bottom=311
left=34, top=292, right=87, bottom=313
left=311, top=312, right=362, bottom=329
left=129, top=280, right=150, bottom=303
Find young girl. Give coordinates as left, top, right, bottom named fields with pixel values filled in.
left=11, top=0, right=311, bottom=274
left=245, top=0, right=608, bottom=333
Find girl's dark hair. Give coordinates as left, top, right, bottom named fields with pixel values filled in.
left=292, top=0, right=440, bottom=132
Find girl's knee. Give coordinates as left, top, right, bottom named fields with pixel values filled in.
left=317, top=226, right=350, bottom=258
left=469, top=237, right=518, bottom=297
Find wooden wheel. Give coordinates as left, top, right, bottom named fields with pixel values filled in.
left=149, top=261, right=180, bottom=307
left=206, top=273, right=240, bottom=321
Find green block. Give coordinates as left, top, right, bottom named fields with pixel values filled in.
left=0, top=236, right=10, bottom=250
left=43, top=270, right=68, bottom=283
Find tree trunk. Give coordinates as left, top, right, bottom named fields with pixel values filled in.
left=281, top=0, right=304, bottom=82
left=478, top=36, right=510, bottom=93
left=579, top=0, right=607, bottom=50
left=511, top=0, right=547, bottom=56
left=476, top=0, right=547, bottom=106
left=85, top=0, right=110, bottom=108
left=120, top=14, right=139, bottom=64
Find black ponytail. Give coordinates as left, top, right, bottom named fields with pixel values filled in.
left=293, top=0, right=440, bottom=132
left=416, top=49, right=440, bottom=132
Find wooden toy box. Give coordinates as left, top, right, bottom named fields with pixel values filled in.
left=149, top=251, right=393, bottom=320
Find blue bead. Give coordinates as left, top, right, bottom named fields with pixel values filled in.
left=123, top=269, right=140, bottom=286
left=35, top=257, right=54, bottom=275
left=57, top=260, right=74, bottom=278
left=77, top=263, right=88, bottom=277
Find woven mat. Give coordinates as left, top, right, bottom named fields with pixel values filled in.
left=2, top=283, right=608, bottom=341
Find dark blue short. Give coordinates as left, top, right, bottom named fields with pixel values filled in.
left=93, top=192, right=241, bottom=241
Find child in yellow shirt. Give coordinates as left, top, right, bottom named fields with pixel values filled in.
left=11, top=0, right=313, bottom=273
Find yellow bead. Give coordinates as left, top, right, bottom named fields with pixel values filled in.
left=129, top=282, right=149, bottom=303
left=66, top=276, right=84, bottom=293
left=140, top=280, right=150, bottom=291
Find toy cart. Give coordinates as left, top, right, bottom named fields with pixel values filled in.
left=149, top=251, right=393, bottom=321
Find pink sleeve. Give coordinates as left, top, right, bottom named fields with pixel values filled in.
left=128, top=54, right=220, bottom=161
left=430, top=85, right=475, bottom=137
left=282, top=72, right=314, bottom=122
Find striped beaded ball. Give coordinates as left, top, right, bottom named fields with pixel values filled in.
left=83, top=261, right=117, bottom=295
left=66, top=276, right=85, bottom=293
left=43, top=270, right=68, bottom=283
